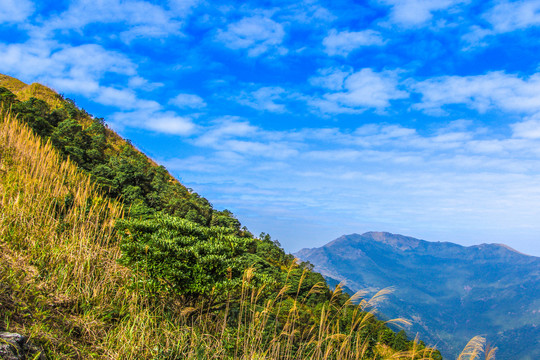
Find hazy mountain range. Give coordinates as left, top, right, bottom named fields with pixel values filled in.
left=295, top=232, right=540, bottom=359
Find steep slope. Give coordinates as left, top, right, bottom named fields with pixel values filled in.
left=296, top=232, right=540, bottom=359
left=0, top=75, right=446, bottom=359
left=0, top=74, right=243, bottom=229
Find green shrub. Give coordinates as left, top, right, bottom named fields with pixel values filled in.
left=116, top=214, right=255, bottom=299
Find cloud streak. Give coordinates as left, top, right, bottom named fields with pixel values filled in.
left=485, top=0, right=540, bottom=33
left=216, top=15, right=287, bottom=57
left=0, top=0, right=34, bottom=22
left=323, top=29, right=385, bottom=56
left=379, top=0, right=466, bottom=27
left=309, top=67, right=408, bottom=113
left=40, top=0, right=184, bottom=42
left=413, top=72, right=540, bottom=114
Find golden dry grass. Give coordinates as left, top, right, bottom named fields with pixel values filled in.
left=0, top=110, right=491, bottom=359
left=0, top=74, right=27, bottom=92
left=0, top=74, right=64, bottom=109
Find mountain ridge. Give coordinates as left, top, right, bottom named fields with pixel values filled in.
left=296, top=231, right=540, bottom=359
left=317, top=231, right=532, bottom=255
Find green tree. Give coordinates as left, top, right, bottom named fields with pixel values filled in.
left=116, top=214, right=255, bottom=299
left=393, top=329, right=409, bottom=351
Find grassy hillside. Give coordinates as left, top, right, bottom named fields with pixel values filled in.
left=0, top=74, right=480, bottom=359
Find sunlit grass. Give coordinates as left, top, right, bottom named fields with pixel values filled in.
left=0, top=111, right=493, bottom=359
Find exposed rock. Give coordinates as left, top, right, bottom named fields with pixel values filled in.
left=0, top=332, right=46, bottom=360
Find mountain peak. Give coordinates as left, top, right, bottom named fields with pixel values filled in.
left=493, top=243, right=529, bottom=256
left=324, top=231, right=423, bottom=251
left=364, top=231, right=423, bottom=250
left=295, top=232, right=540, bottom=360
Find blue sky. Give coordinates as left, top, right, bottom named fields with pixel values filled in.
left=2, top=0, right=540, bottom=256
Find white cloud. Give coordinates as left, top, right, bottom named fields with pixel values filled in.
left=413, top=72, right=540, bottom=114
left=511, top=117, right=540, bottom=139
left=94, top=87, right=161, bottom=110
left=170, top=93, right=207, bottom=109
left=128, top=76, right=163, bottom=91
left=94, top=88, right=138, bottom=109
left=192, top=117, right=540, bottom=166
left=310, top=68, right=408, bottom=113
left=323, top=29, right=385, bottom=56
left=463, top=1, right=540, bottom=47
left=0, top=40, right=162, bottom=112
left=237, top=86, right=289, bottom=112
left=0, top=0, right=34, bottom=22
left=379, top=0, right=465, bottom=27
left=353, top=124, right=417, bottom=146
left=216, top=15, right=287, bottom=57
left=0, top=41, right=136, bottom=95
left=42, top=0, right=182, bottom=42
left=278, top=1, right=335, bottom=24
left=0, top=39, right=197, bottom=135
left=193, top=118, right=298, bottom=159
left=168, top=0, right=202, bottom=15
left=309, top=67, right=350, bottom=91
left=485, top=0, right=540, bottom=33
left=221, top=139, right=298, bottom=158
left=51, top=44, right=136, bottom=78
left=195, top=118, right=260, bottom=146
left=334, top=69, right=408, bottom=108
left=111, top=109, right=195, bottom=135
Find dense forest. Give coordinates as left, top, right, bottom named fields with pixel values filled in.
left=0, top=74, right=482, bottom=359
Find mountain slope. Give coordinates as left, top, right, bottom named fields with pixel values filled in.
left=296, top=232, right=540, bottom=359
left=0, top=75, right=446, bottom=359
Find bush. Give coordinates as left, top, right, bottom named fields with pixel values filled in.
left=116, top=214, right=255, bottom=299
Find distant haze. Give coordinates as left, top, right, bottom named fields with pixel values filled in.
left=296, top=232, right=540, bottom=359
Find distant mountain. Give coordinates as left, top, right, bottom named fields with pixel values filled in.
left=296, top=232, right=540, bottom=359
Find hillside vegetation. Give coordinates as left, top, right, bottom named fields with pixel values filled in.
left=0, top=74, right=489, bottom=359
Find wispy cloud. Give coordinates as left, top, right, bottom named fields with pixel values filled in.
left=276, top=0, right=335, bottom=24
left=379, top=0, right=466, bottom=27
left=193, top=118, right=298, bottom=158
left=40, top=0, right=183, bottom=42
left=323, top=29, right=385, bottom=56
left=463, top=1, right=540, bottom=47
left=485, top=0, right=540, bottom=33
left=128, top=76, right=163, bottom=91
left=0, top=36, right=197, bottom=136
left=216, top=15, right=287, bottom=57
left=413, top=72, right=540, bottom=115
left=0, top=40, right=135, bottom=95
left=0, top=0, right=34, bottom=22
left=309, top=67, right=408, bottom=113
left=236, top=86, right=291, bottom=112
left=511, top=116, right=540, bottom=139
left=110, top=109, right=196, bottom=135
left=168, top=0, right=202, bottom=16
left=170, top=93, right=207, bottom=109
